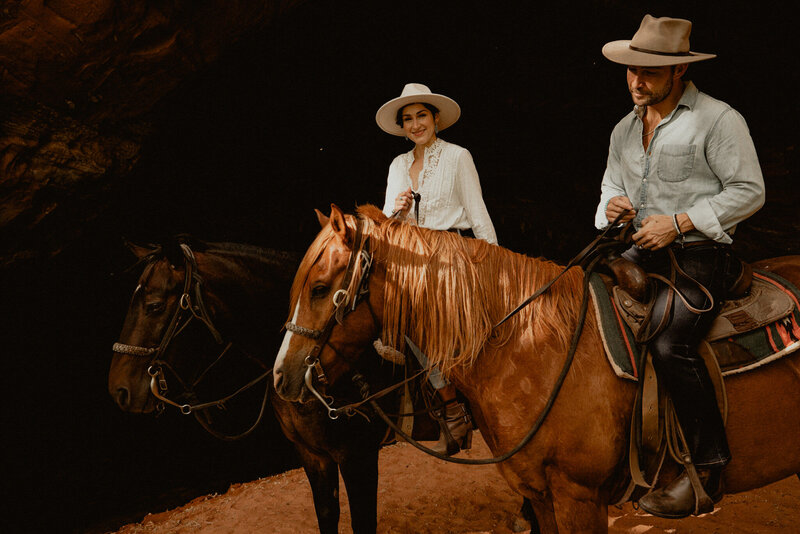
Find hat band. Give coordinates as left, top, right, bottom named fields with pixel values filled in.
left=628, top=45, right=692, bottom=57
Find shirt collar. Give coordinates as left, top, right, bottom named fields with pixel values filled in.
left=677, top=81, right=698, bottom=110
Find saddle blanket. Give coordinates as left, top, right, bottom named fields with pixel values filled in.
left=589, top=269, right=800, bottom=381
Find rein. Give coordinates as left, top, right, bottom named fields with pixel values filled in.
left=112, top=242, right=271, bottom=440
left=358, top=255, right=600, bottom=464
left=494, top=212, right=630, bottom=328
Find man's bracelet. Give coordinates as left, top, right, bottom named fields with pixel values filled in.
left=672, top=214, right=685, bottom=243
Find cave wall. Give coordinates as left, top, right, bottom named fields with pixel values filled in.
left=0, top=0, right=304, bottom=264
left=2, top=1, right=798, bottom=532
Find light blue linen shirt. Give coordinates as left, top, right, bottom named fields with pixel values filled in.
left=594, top=82, right=765, bottom=243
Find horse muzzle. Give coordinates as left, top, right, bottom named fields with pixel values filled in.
left=273, top=365, right=308, bottom=403
left=108, top=377, right=157, bottom=413
left=109, top=356, right=159, bottom=413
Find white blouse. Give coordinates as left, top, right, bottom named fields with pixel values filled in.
left=381, top=138, right=498, bottom=244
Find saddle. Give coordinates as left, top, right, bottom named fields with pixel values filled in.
left=591, top=256, right=800, bottom=510
left=593, top=263, right=800, bottom=381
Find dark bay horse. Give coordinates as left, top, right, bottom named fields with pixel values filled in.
left=273, top=204, right=800, bottom=533
left=108, top=237, right=435, bottom=534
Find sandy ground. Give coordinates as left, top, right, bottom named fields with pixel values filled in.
left=112, top=434, right=800, bottom=533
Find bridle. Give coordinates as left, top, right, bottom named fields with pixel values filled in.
left=112, top=243, right=272, bottom=440
left=284, top=218, right=376, bottom=419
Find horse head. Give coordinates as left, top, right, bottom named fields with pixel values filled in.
left=110, top=235, right=295, bottom=417
left=273, top=204, right=385, bottom=402
left=109, top=239, right=191, bottom=413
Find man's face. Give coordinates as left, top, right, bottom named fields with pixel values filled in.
left=626, top=66, right=675, bottom=107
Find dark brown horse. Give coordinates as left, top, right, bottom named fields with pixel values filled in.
left=108, top=237, right=436, bottom=534
left=274, top=204, right=800, bottom=533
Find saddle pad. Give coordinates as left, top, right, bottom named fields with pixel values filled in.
left=589, top=269, right=800, bottom=381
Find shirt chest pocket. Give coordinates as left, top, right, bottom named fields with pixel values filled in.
left=656, top=144, right=696, bottom=183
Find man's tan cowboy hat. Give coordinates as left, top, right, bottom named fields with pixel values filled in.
left=376, top=83, right=461, bottom=136
left=603, top=15, right=716, bottom=66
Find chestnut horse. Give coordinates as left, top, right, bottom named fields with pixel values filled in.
left=108, top=237, right=435, bottom=534
left=273, top=204, right=800, bottom=533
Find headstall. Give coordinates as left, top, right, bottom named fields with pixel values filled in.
left=112, top=243, right=271, bottom=436
left=284, top=218, right=374, bottom=418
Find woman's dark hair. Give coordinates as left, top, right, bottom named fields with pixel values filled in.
left=395, top=102, right=440, bottom=127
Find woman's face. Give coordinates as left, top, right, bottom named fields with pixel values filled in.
left=400, top=103, right=439, bottom=147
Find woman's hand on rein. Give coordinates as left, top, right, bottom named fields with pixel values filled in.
left=394, top=187, right=414, bottom=215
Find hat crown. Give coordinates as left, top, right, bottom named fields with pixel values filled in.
left=630, top=14, right=692, bottom=54
left=399, top=83, right=433, bottom=98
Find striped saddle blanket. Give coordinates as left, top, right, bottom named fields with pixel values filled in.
left=589, top=269, right=800, bottom=381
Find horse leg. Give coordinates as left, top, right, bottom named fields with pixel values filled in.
left=548, top=478, right=608, bottom=534
left=338, top=446, right=379, bottom=534
left=296, top=448, right=341, bottom=534
left=522, top=493, right=559, bottom=534
left=513, top=497, right=542, bottom=534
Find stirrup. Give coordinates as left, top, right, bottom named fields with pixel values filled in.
left=431, top=401, right=473, bottom=456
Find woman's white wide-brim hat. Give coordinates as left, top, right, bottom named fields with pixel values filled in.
left=602, top=14, right=716, bottom=67
left=376, top=83, right=461, bottom=136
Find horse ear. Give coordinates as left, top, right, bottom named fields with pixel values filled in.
left=164, top=239, right=185, bottom=268
left=315, top=208, right=330, bottom=228
left=329, top=204, right=352, bottom=247
left=124, top=238, right=158, bottom=259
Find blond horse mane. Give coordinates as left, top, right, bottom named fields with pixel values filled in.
left=290, top=205, right=585, bottom=378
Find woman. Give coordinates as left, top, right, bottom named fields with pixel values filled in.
left=377, top=83, right=497, bottom=244
left=376, top=83, right=498, bottom=455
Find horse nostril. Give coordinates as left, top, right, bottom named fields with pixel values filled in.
left=273, top=369, right=283, bottom=391
left=115, top=387, right=130, bottom=410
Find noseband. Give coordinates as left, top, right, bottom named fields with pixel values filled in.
left=112, top=243, right=271, bottom=439
left=284, top=219, right=374, bottom=418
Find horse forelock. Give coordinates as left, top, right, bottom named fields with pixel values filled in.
left=369, top=217, right=584, bottom=378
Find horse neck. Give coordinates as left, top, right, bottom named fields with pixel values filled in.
left=370, top=227, right=585, bottom=379
left=195, top=247, right=295, bottom=361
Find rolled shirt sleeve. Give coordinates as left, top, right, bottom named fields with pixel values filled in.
left=456, top=149, right=498, bottom=244
left=685, top=109, right=765, bottom=243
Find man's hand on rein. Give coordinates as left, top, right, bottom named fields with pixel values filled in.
left=605, top=196, right=636, bottom=224
left=633, top=215, right=678, bottom=250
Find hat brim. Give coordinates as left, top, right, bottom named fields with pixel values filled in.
left=602, top=40, right=716, bottom=66
left=376, top=93, right=461, bottom=136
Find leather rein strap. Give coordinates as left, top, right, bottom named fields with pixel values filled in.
left=494, top=212, right=630, bottom=328
left=360, top=255, right=602, bottom=464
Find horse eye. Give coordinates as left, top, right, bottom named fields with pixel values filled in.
left=145, top=301, right=166, bottom=315
left=311, top=285, right=329, bottom=299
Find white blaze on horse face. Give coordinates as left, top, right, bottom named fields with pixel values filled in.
left=275, top=301, right=300, bottom=379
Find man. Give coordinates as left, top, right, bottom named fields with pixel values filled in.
left=595, top=15, right=765, bottom=518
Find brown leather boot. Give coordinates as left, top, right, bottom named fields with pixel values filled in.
left=638, top=467, right=724, bottom=519
left=431, top=402, right=473, bottom=456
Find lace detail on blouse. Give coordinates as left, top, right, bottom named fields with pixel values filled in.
left=384, top=138, right=498, bottom=244
left=418, top=138, right=443, bottom=226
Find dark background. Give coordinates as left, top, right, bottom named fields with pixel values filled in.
left=3, top=1, right=797, bottom=532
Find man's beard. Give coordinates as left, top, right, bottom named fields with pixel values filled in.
left=635, top=76, right=673, bottom=106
